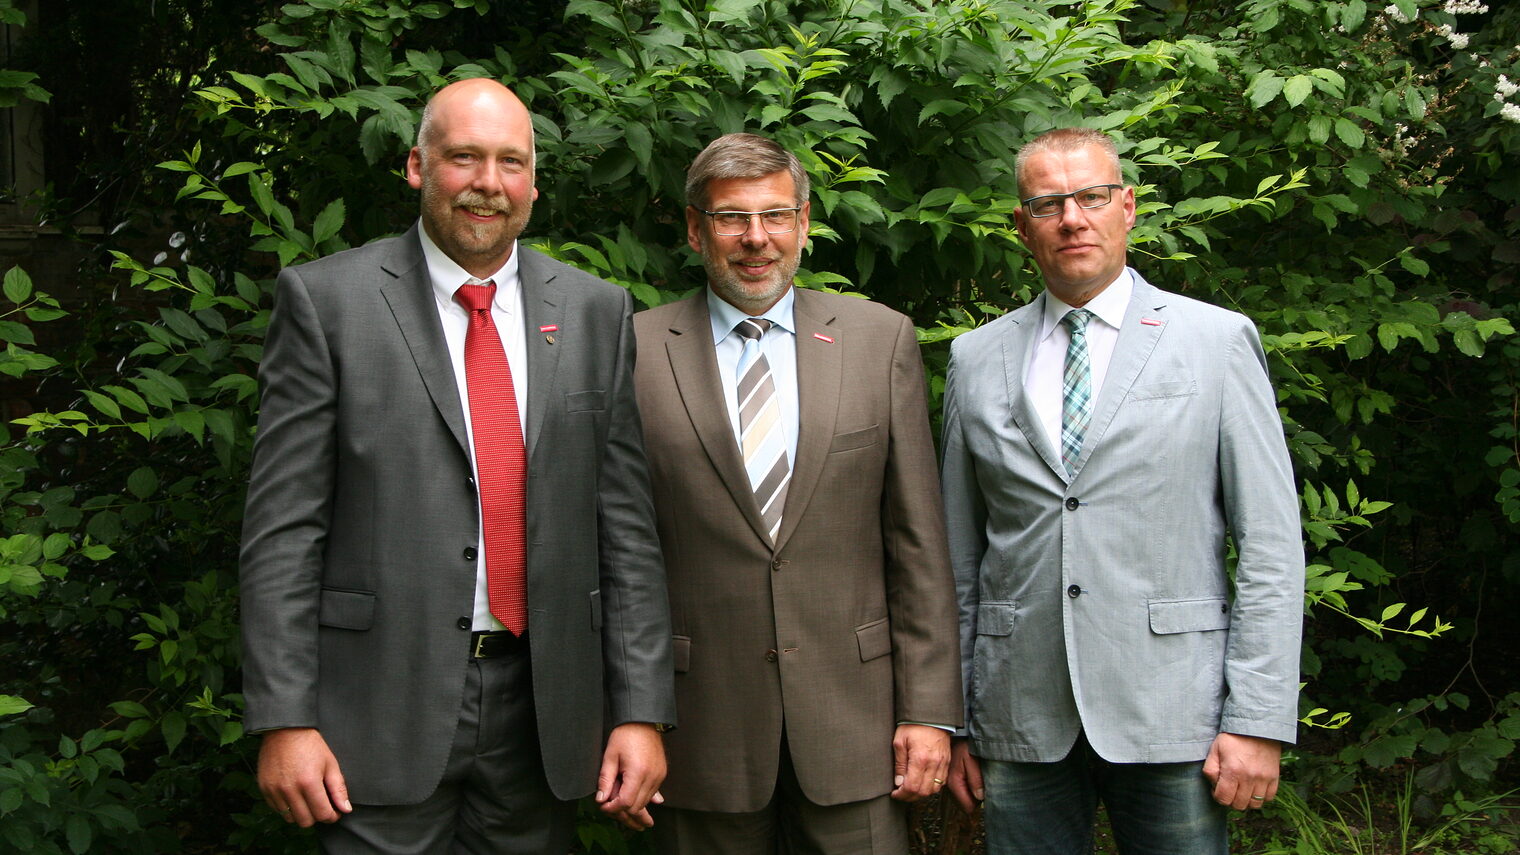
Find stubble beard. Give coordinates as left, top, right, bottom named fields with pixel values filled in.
left=421, top=181, right=531, bottom=270
left=701, top=238, right=800, bottom=316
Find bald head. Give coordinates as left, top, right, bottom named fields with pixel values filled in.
left=406, top=78, right=540, bottom=277
left=415, top=79, right=536, bottom=170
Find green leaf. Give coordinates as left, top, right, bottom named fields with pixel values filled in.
left=313, top=198, right=346, bottom=244
left=66, top=814, right=92, bottom=855
left=3, top=266, right=32, bottom=304
left=81, top=390, right=121, bottom=421
left=1282, top=75, right=1313, bottom=108
left=1333, top=118, right=1364, bottom=148
left=161, top=711, right=186, bottom=753
left=1246, top=72, right=1283, bottom=109
left=127, top=467, right=159, bottom=499
left=0, top=694, right=32, bottom=716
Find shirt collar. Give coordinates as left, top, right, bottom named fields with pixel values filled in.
left=1039, top=267, right=1133, bottom=341
left=417, top=219, right=522, bottom=313
left=707, top=286, right=797, bottom=346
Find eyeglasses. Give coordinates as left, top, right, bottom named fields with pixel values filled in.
left=1020, top=184, right=1124, bottom=218
left=697, top=206, right=803, bottom=236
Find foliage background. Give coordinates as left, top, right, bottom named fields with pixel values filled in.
left=0, top=0, right=1517, bottom=851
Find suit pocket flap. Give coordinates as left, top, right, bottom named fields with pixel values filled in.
left=976, top=602, right=1016, bottom=636
left=1128, top=379, right=1197, bottom=401
left=855, top=618, right=891, bottom=662
left=566, top=390, right=605, bottom=412
left=318, top=588, right=375, bottom=630
left=829, top=424, right=880, bottom=453
left=672, top=635, right=691, bottom=673
left=1148, top=597, right=1231, bottom=634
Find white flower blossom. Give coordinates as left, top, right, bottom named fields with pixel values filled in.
left=1499, top=75, right=1520, bottom=97
left=1436, top=24, right=1470, bottom=49
left=1443, top=0, right=1488, bottom=13
left=1384, top=4, right=1416, bottom=24
left=1500, top=102, right=1520, bottom=123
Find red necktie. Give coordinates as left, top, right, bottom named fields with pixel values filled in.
left=455, top=280, right=528, bottom=635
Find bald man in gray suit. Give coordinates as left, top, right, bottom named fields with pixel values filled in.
left=240, top=79, right=674, bottom=853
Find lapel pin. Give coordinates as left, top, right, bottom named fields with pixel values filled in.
left=540, top=324, right=558, bottom=345
left=1140, top=317, right=1164, bottom=326
left=813, top=333, right=835, bottom=343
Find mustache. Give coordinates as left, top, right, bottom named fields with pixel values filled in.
left=454, top=190, right=511, bottom=214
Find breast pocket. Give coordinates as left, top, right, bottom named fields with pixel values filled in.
left=565, top=390, right=605, bottom=412
left=1127, top=379, right=1197, bottom=402
left=829, top=424, right=880, bottom=453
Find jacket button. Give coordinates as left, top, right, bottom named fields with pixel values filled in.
left=1067, top=584, right=1082, bottom=598
left=1065, top=497, right=1080, bottom=511
left=463, top=547, right=477, bottom=561
left=1221, top=603, right=1229, bottom=613
left=456, top=617, right=470, bottom=630
left=764, top=649, right=778, bottom=663
left=772, top=559, right=790, bottom=572
left=465, top=476, right=476, bottom=489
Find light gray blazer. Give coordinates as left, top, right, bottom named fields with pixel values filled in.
left=940, top=271, right=1303, bottom=764
left=239, top=226, right=674, bottom=804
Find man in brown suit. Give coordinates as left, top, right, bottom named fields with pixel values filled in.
left=633, top=133, right=962, bottom=854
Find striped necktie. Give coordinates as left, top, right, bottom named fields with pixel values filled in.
left=1060, top=309, right=1094, bottom=476
left=455, top=278, right=528, bottom=635
left=735, top=318, right=789, bottom=542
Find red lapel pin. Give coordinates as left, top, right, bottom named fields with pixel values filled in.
left=813, top=333, right=835, bottom=343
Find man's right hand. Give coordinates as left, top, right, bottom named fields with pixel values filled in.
left=258, top=727, right=353, bottom=827
left=946, top=738, right=984, bottom=814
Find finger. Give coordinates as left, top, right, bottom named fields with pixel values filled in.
left=618, top=806, right=655, bottom=831
left=595, top=753, right=619, bottom=804
left=299, top=776, right=340, bottom=825
left=947, top=772, right=977, bottom=814
left=325, top=763, right=353, bottom=815
left=1264, top=777, right=1280, bottom=803
left=892, top=733, right=908, bottom=789
left=1201, top=743, right=1222, bottom=785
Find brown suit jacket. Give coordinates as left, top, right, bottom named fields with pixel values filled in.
left=633, top=287, right=962, bottom=812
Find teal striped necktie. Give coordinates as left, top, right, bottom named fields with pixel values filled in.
left=1060, top=309, right=1094, bottom=475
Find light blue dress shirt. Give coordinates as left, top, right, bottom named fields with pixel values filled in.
left=706, top=287, right=799, bottom=465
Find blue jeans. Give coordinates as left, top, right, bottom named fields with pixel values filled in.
left=979, top=733, right=1227, bottom=855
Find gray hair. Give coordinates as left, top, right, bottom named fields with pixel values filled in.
left=1014, top=128, right=1122, bottom=196
left=685, top=133, right=809, bottom=210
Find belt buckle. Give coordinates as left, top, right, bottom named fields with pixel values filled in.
left=473, top=632, right=489, bottom=659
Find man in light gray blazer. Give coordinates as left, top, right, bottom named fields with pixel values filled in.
left=940, top=127, right=1303, bottom=854
left=240, top=79, right=674, bottom=853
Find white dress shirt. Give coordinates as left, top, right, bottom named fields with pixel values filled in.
left=1024, top=269, right=1133, bottom=455
left=418, top=223, right=528, bottom=632
left=706, top=287, right=800, bottom=466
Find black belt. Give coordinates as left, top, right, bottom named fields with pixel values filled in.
left=471, top=630, right=529, bottom=659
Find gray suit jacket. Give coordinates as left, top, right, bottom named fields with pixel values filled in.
left=240, top=226, right=675, bottom=804
left=634, top=288, right=962, bottom=812
left=940, top=271, right=1302, bottom=764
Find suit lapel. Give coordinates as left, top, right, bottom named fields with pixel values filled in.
left=378, top=226, right=469, bottom=457
left=664, top=295, right=773, bottom=544
left=1070, top=273, right=1168, bottom=477
left=774, top=290, right=841, bottom=552
left=1001, top=294, right=1067, bottom=481
left=517, top=247, right=565, bottom=461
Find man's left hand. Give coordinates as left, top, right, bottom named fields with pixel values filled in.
left=890, top=724, right=951, bottom=802
left=596, top=722, right=667, bottom=830
left=1202, top=732, right=1281, bottom=810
